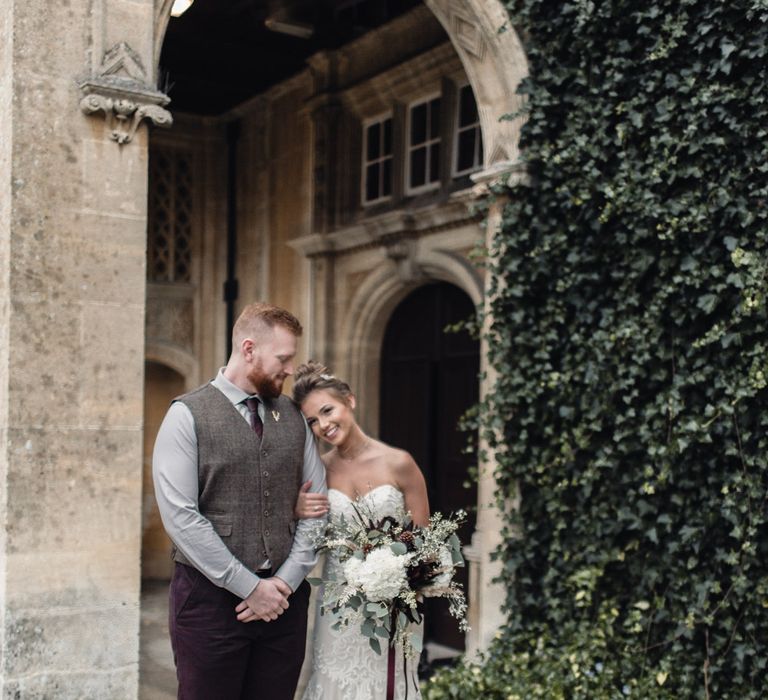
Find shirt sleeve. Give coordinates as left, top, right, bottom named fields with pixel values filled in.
left=152, top=401, right=261, bottom=600
left=274, top=421, right=328, bottom=591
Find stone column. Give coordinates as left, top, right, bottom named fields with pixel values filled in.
left=464, top=162, right=528, bottom=657
left=0, top=0, right=166, bottom=696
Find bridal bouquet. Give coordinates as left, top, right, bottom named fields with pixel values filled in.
left=309, top=499, right=468, bottom=658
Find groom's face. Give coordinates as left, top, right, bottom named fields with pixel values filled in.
left=246, top=325, right=297, bottom=399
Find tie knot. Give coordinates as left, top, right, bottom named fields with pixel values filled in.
left=244, top=397, right=260, bottom=413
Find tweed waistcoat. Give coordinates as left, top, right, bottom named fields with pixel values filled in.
left=172, top=383, right=306, bottom=573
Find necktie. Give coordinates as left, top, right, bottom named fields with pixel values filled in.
left=244, top=397, right=263, bottom=439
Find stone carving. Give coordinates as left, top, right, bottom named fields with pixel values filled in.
left=79, top=42, right=172, bottom=145
left=452, top=10, right=487, bottom=61
left=100, top=41, right=148, bottom=83
left=385, top=237, right=425, bottom=283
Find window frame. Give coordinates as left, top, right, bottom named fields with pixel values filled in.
left=361, top=111, right=395, bottom=207
left=405, top=92, right=443, bottom=196
left=452, top=83, right=484, bottom=178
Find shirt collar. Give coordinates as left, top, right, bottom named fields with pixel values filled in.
left=211, top=368, right=258, bottom=406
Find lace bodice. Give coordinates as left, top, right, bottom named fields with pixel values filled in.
left=328, top=483, right=407, bottom=525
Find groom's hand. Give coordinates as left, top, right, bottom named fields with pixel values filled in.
left=235, top=577, right=292, bottom=622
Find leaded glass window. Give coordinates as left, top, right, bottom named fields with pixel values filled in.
left=147, top=149, right=193, bottom=283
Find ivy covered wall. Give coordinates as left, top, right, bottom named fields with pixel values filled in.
left=425, top=1, right=768, bottom=697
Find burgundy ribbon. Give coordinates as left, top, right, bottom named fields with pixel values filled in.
left=386, top=643, right=396, bottom=700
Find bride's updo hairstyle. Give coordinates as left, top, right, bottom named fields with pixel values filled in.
left=292, top=361, right=354, bottom=407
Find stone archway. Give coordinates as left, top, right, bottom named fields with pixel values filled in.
left=146, top=0, right=528, bottom=667
left=423, top=0, right=528, bottom=170
left=338, top=249, right=494, bottom=653
left=340, top=248, right=483, bottom=436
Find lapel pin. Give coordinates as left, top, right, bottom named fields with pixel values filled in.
left=272, top=410, right=280, bottom=422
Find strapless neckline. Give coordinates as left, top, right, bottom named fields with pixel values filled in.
left=327, top=483, right=402, bottom=502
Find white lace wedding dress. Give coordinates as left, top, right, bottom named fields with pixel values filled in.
left=302, top=484, right=423, bottom=700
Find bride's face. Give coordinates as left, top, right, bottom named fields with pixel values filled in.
left=301, top=389, right=357, bottom=446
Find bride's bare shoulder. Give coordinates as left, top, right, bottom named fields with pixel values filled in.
left=374, top=441, right=418, bottom=474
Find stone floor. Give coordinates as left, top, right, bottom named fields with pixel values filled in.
left=139, top=580, right=461, bottom=699
left=139, top=581, right=176, bottom=700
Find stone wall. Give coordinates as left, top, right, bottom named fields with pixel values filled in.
left=0, top=0, right=12, bottom=692
left=0, top=0, right=156, bottom=695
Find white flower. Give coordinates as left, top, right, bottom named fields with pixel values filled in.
left=342, top=557, right=364, bottom=587
left=420, top=546, right=456, bottom=598
left=432, top=545, right=454, bottom=587
left=345, top=546, right=409, bottom=602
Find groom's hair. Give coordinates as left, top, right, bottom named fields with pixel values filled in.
left=233, top=302, right=303, bottom=347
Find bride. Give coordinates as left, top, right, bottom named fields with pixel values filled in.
left=292, top=361, right=430, bottom=700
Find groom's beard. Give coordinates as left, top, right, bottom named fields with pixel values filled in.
left=248, top=364, right=285, bottom=400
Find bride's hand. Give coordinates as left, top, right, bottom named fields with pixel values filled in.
left=294, top=480, right=330, bottom=518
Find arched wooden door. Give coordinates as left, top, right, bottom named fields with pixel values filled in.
left=380, top=282, right=479, bottom=651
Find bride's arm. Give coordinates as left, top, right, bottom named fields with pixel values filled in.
left=393, top=451, right=430, bottom=527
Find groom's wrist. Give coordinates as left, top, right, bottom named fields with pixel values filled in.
left=229, top=568, right=261, bottom=599
left=274, top=562, right=301, bottom=592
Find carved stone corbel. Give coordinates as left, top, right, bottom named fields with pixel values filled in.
left=385, top=237, right=425, bottom=283
left=79, top=42, right=172, bottom=145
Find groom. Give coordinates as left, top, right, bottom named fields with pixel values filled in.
left=153, top=302, right=327, bottom=700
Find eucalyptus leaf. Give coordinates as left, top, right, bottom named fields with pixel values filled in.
left=390, top=542, right=408, bottom=556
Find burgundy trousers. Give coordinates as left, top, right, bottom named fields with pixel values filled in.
left=169, top=563, right=310, bottom=700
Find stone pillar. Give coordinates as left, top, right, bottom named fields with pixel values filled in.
left=464, top=162, right=528, bottom=657
left=0, top=0, right=165, bottom=696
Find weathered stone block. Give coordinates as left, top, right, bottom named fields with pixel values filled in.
left=5, top=427, right=142, bottom=564
left=2, top=602, right=138, bottom=699
left=2, top=669, right=137, bottom=700
left=81, top=135, right=150, bottom=217
left=9, top=213, right=145, bottom=307
left=103, top=1, right=155, bottom=67
left=7, top=301, right=81, bottom=426
left=78, top=301, right=145, bottom=428
left=11, top=1, right=88, bottom=81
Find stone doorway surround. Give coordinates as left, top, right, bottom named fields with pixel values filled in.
left=289, top=0, right=530, bottom=657
left=0, top=2, right=527, bottom=699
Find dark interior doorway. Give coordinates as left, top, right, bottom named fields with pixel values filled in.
left=379, top=282, right=479, bottom=651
